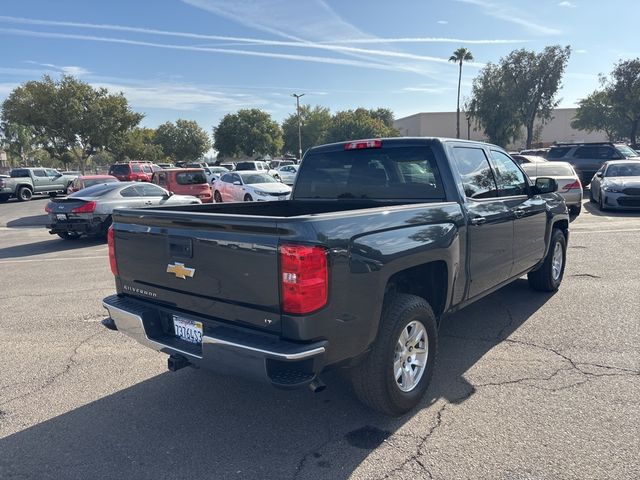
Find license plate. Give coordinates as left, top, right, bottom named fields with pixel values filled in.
left=173, top=316, right=203, bottom=344
left=56, top=214, right=67, bottom=220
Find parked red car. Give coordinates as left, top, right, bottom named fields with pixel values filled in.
left=151, top=168, right=213, bottom=203
left=108, top=162, right=160, bottom=182
left=67, top=175, right=119, bottom=194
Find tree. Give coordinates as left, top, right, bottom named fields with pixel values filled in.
left=469, top=63, right=521, bottom=147
left=571, top=90, right=624, bottom=141
left=282, top=105, right=332, bottom=155
left=154, top=120, right=211, bottom=162
left=469, top=46, right=571, bottom=148
left=213, top=109, right=283, bottom=158
left=607, top=58, right=640, bottom=144
left=503, top=46, right=571, bottom=148
left=325, top=108, right=400, bottom=144
left=0, top=123, right=38, bottom=167
left=449, top=47, right=474, bottom=139
left=1, top=75, right=143, bottom=172
left=111, top=127, right=165, bottom=162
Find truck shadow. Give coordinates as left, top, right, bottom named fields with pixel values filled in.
left=0, top=236, right=105, bottom=259
left=0, top=280, right=551, bottom=480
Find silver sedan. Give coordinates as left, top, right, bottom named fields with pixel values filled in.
left=589, top=160, right=640, bottom=210
left=275, top=164, right=299, bottom=185
left=522, top=161, right=583, bottom=215
left=46, top=181, right=201, bottom=240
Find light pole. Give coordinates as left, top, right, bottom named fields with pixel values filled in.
left=292, top=93, right=305, bottom=160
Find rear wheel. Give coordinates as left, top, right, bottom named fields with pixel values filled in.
left=569, top=204, right=582, bottom=216
left=214, top=191, right=222, bottom=203
left=244, top=194, right=253, bottom=202
left=527, top=228, right=566, bottom=292
left=349, top=293, right=438, bottom=416
left=100, top=216, right=112, bottom=238
left=17, top=187, right=33, bottom=202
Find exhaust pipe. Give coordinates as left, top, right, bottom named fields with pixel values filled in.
left=167, top=354, right=190, bottom=372
left=308, top=377, right=326, bottom=393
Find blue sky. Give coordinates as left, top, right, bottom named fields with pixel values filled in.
left=1, top=0, right=638, bottom=130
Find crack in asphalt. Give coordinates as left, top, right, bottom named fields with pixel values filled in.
left=0, top=331, right=101, bottom=407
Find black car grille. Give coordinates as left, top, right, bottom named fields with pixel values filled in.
left=617, top=197, right=640, bottom=207
left=622, top=187, right=640, bottom=196
left=268, top=191, right=289, bottom=197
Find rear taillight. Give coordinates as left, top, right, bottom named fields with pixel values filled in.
left=280, top=244, right=328, bottom=315
left=563, top=180, right=582, bottom=191
left=107, top=226, right=118, bottom=276
left=344, top=139, right=382, bottom=150
left=71, top=201, right=96, bottom=213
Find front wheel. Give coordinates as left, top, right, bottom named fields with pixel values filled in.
left=599, top=193, right=607, bottom=211
left=527, top=228, right=566, bottom=292
left=214, top=191, right=222, bottom=203
left=244, top=194, right=253, bottom=202
left=57, top=232, right=81, bottom=240
left=349, top=294, right=438, bottom=416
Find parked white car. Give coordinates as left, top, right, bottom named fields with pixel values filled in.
left=275, top=164, right=299, bottom=185
left=213, top=172, right=291, bottom=202
left=204, top=166, right=230, bottom=183
left=234, top=161, right=280, bottom=180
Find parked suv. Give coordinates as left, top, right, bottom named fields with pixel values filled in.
left=547, top=142, right=639, bottom=186
left=151, top=168, right=213, bottom=203
left=108, top=162, right=160, bottom=182
left=235, top=161, right=280, bottom=180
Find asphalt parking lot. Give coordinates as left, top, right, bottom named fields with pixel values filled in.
left=0, top=195, right=638, bottom=480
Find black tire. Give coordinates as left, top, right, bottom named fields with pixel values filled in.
left=0, top=194, right=9, bottom=203
left=100, top=216, right=112, bottom=238
left=599, top=193, right=606, bottom=211
left=527, top=228, right=566, bottom=292
left=244, top=194, right=253, bottom=202
left=349, top=293, right=438, bottom=416
left=57, top=232, right=81, bottom=240
left=17, top=186, right=33, bottom=202
left=569, top=204, right=582, bottom=216
left=214, top=191, right=222, bottom=203
left=589, top=188, right=595, bottom=203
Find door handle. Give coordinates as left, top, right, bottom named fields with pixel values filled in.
left=513, top=208, right=525, bottom=218
left=470, top=216, right=486, bottom=226
left=144, top=201, right=153, bottom=205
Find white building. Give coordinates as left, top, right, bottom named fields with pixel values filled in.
left=394, top=108, right=607, bottom=149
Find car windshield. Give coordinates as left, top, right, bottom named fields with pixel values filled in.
left=533, top=163, right=575, bottom=176
left=211, top=167, right=229, bottom=173
left=84, top=178, right=118, bottom=188
left=110, top=165, right=129, bottom=175
left=606, top=163, right=640, bottom=176
left=295, top=146, right=445, bottom=200
left=235, top=162, right=257, bottom=171
left=69, top=183, right=122, bottom=197
left=240, top=173, right=277, bottom=184
left=615, top=145, right=639, bottom=158
left=176, top=171, right=207, bottom=184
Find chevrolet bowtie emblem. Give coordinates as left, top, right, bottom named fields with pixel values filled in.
left=167, top=262, right=195, bottom=279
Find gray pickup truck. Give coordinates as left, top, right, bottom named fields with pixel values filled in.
left=103, top=137, right=569, bottom=415
left=0, top=168, right=76, bottom=202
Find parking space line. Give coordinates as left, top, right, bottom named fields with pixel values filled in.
left=0, top=256, right=107, bottom=264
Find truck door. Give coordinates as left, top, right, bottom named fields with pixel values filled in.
left=450, top=146, right=514, bottom=298
left=489, top=150, right=547, bottom=276
left=31, top=169, right=49, bottom=192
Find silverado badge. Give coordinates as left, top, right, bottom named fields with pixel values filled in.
left=167, top=262, right=195, bottom=279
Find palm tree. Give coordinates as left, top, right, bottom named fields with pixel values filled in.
left=449, top=47, right=474, bottom=139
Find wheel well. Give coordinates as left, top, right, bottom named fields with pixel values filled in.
left=553, top=219, right=569, bottom=238
left=15, top=184, right=33, bottom=193
left=385, top=261, right=448, bottom=318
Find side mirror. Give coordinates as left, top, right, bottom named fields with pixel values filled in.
left=595, top=172, right=603, bottom=178
left=233, top=181, right=242, bottom=186
left=534, top=177, right=557, bottom=194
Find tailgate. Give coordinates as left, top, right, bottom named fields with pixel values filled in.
left=112, top=209, right=284, bottom=333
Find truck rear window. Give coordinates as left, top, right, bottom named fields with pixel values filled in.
left=294, top=147, right=445, bottom=200
left=10, top=169, right=30, bottom=178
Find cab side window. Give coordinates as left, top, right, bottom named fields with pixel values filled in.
left=490, top=151, right=527, bottom=197
left=451, top=147, right=499, bottom=199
